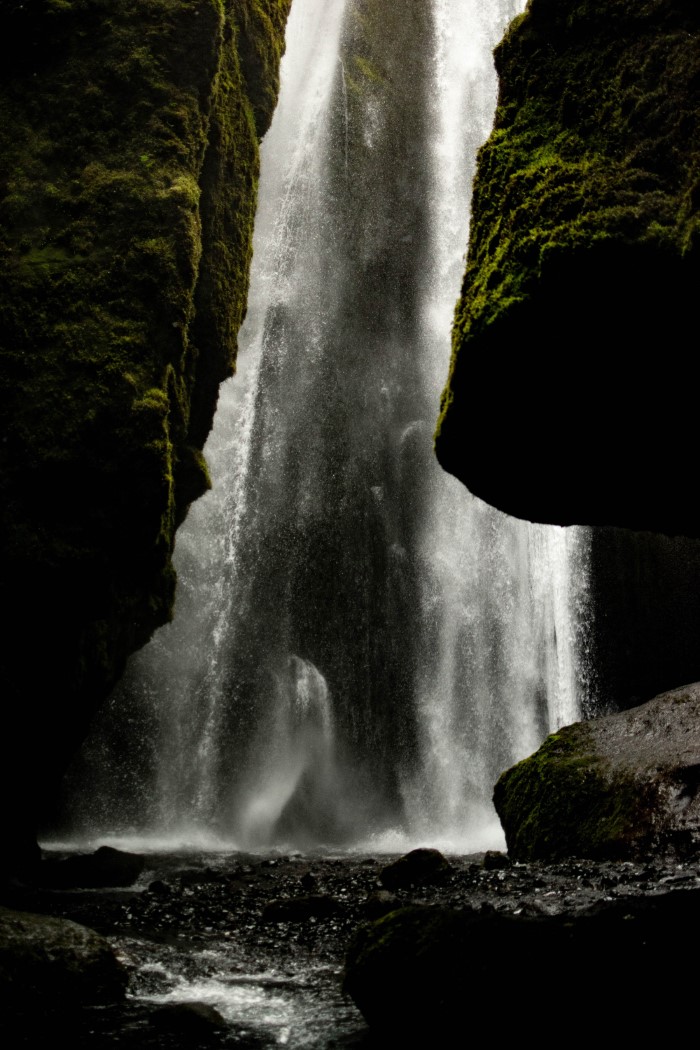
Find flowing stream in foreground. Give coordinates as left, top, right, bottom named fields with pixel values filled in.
left=58, top=0, right=591, bottom=856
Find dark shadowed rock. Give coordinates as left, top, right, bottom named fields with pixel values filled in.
left=345, top=891, right=700, bottom=1037
left=0, top=906, right=127, bottom=1009
left=148, top=879, right=171, bottom=897
left=0, top=0, right=293, bottom=877
left=41, top=845, right=145, bottom=888
left=495, top=683, right=700, bottom=861
left=436, top=0, right=700, bottom=536
left=483, top=850, right=510, bottom=871
left=363, top=890, right=400, bottom=919
left=152, top=1001, right=226, bottom=1036
left=300, top=871, right=318, bottom=892
left=379, top=848, right=452, bottom=891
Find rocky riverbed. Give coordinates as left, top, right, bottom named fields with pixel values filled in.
left=4, top=846, right=700, bottom=1047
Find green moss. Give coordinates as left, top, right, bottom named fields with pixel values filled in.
left=352, top=55, right=384, bottom=84
left=0, top=0, right=292, bottom=855
left=234, top=0, right=293, bottom=138
left=494, top=722, right=651, bottom=860
left=435, top=0, right=700, bottom=530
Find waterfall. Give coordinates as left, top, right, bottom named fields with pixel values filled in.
left=58, top=0, right=591, bottom=854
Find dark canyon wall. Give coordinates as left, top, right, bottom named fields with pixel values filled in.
left=0, top=0, right=291, bottom=870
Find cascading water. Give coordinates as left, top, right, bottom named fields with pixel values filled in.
left=58, top=0, right=592, bottom=853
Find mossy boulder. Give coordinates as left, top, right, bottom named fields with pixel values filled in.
left=435, top=0, right=700, bottom=535
left=494, top=682, right=700, bottom=861
left=0, top=0, right=291, bottom=871
left=0, top=905, right=127, bottom=1008
left=344, top=893, right=700, bottom=1037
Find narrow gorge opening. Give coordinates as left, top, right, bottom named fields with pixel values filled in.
left=52, top=0, right=592, bottom=856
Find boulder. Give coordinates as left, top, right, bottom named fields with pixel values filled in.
left=344, top=892, right=700, bottom=1037
left=494, top=683, right=700, bottom=861
left=482, top=850, right=510, bottom=871
left=41, top=845, right=145, bottom=888
left=378, top=849, right=452, bottom=891
left=435, top=0, right=700, bottom=536
left=0, top=906, right=127, bottom=1009
left=151, top=1001, right=226, bottom=1036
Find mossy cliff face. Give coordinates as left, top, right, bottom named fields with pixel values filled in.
left=0, top=0, right=291, bottom=868
left=435, top=0, right=700, bottom=535
left=494, top=683, right=700, bottom=860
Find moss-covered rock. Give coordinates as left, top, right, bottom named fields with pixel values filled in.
left=435, top=0, right=700, bottom=535
left=344, top=892, right=700, bottom=1037
left=0, top=905, right=127, bottom=1007
left=494, top=682, right=700, bottom=860
left=0, top=0, right=291, bottom=871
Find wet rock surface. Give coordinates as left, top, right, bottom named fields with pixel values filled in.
left=495, top=684, right=700, bottom=861
left=3, top=847, right=700, bottom=1046
left=378, top=847, right=452, bottom=890
left=345, top=890, right=700, bottom=1038
left=40, top=846, right=145, bottom=889
left=435, top=0, right=700, bottom=535
left=152, top=1001, right=227, bottom=1036
left=0, top=905, right=127, bottom=1030
left=0, top=0, right=294, bottom=879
